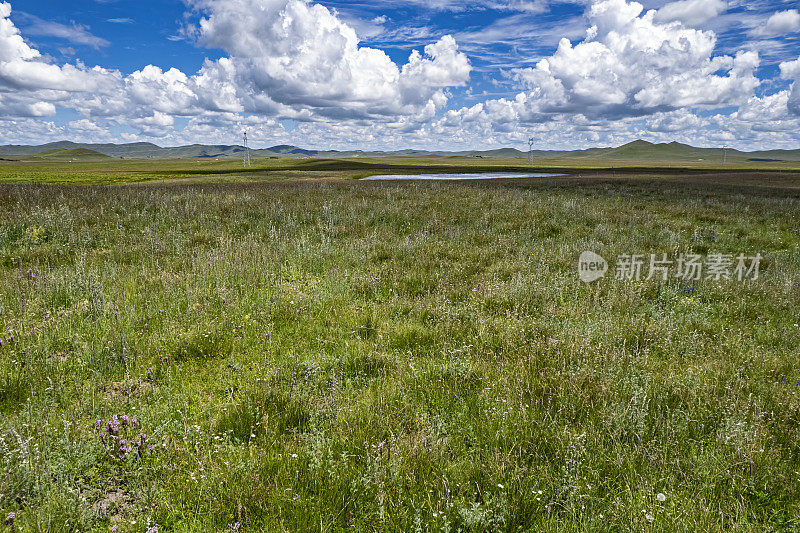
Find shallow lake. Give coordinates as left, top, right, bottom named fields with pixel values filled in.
left=361, top=172, right=565, bottom=181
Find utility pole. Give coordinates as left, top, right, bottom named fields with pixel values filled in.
left=528, top=138, right=535, bottom=165
left=243, top=131, right=251, bottom=168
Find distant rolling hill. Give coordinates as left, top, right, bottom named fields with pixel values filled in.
left=0, top=142, right=160, bottom=158
left=564, top=140, right=726, bottom=161
left=22, top=148, right=113, bottom=161
left=0, top=139, right=799, bottom=162
left=0, top=141, right=322, bottom=160
left=558, top=140, right=800, bottom=162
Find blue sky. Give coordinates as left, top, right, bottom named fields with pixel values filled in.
left=1, top=0, right=799, bottom=150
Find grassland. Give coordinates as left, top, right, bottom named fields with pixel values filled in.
left=1, top=155, right=800, bottom=185
left=1, top=160, right=800, bottom=532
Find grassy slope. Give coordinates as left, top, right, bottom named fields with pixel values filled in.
left=35, top=148, right=114, bottom=161
left=0, top=176, right=799, bottom=531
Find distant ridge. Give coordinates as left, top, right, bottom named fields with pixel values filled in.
left=1, top=139, right=799, bottom=162
left=0, top=141, right=319, bottom=160
left=10, top=147, right=113, bottom=161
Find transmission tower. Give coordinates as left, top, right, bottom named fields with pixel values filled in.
left=243, top=131, right=252, bottom=168
left=528, top=138, right=535, bottom=165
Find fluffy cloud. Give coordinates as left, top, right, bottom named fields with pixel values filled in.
left=0, top=1, right=39, bottom=62
left=424, top=0, right=799, bottom=151
left=509, top=0, right=759, bottom=120
left=653, top=0, right=727, bottom=26
left=1, top=0, right=471, bottom=133
left=781, top=57, right=800, bottom=80
left=789, top=88, right=800, bottom=117
left=0, top=2, right=122, bottom=118
left=0, top=0, right=798, bottom=150
left=780, top=56, right=800, bottom=116
left=125, top=66, right=197, bottom=116
left=185, top=0, right=470, bottom=120
left=752, top=9, right=800, bottom=37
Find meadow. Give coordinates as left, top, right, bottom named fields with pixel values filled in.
left=0, top=154, right=799, bottom=185
left=1, top=160, right=800, bottom=532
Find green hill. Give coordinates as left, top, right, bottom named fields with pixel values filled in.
left=34, top=148, right=113, bottom=161
left=619, top=141, right=716, bottom=161
left=558, top=140, right=800, bottom=163
left=563, top=141, right=722, bottom=162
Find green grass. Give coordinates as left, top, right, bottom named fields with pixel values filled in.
left=32, top=148, right=113, bottom=161
left=0, top=172, right=799, bottom=531
left=1, top=156, right=800, bottom=185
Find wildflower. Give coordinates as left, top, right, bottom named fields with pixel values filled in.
left=147, top=526, right=158, bottom=533
left=656, top=493, right=666, bottom=502
left=233, top=523, right=241, bottom=531
left=645, top=513, right=654, bottom=522
left=6, top=512, right=15, bottom=521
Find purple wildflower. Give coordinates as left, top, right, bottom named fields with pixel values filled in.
left=6, top=512, right=15, bottom=521
left=147, top=526, right=158, bottom=533
left=98, top=414, right=150, bottom=460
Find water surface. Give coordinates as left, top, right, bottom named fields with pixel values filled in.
left=361, top=172, right=565, bottom=181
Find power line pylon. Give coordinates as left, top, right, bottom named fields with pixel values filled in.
left=243, top=131, right=251, bottom=168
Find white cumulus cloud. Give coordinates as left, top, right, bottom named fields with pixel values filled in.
left=186, top=0, right=471, bottom=120
left=780, top=56, right=800, bottom=116
left=751, top=9, right=800, bottom=37
left=0, top=0, right=472, bottom=133
left=654, top=0, right=726, bottom=26
left=1, top=0, right=798, bottom=150
left=509, top=0, right=759, bottom=120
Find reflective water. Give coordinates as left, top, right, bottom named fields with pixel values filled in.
left=361, top=172, right=565, bottom=181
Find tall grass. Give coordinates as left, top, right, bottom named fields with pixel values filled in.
left=0, top=178, right=799, bottom=531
